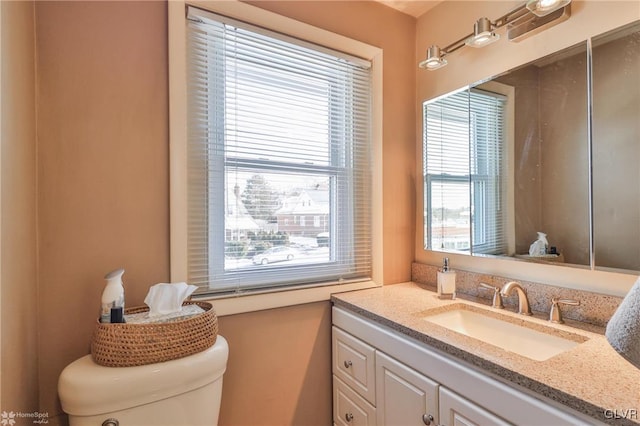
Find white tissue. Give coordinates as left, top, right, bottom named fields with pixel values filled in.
left=144, top=282, right=198, bottom=318
left=529, top=232, right=548, bottom=256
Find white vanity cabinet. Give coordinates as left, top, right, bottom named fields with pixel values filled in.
left=332, top=306, right=602, bottom=426
left=333, top=325, right=506, bottom=426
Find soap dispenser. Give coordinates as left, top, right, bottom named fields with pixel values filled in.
left=100, top=268, right=125, bottom=323
left=437, top=258, right=456, bottom=299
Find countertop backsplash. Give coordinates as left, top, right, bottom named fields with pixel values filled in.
left=411, top=262, right=623, bottom=328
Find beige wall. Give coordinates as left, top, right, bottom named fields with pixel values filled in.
left=1, top=0, right=39, bottom=415
left=218, top=302, right=332, bottom=426
left=35, top=0, right=170, bottom=419
left=32, top=1, right=415, bottom=424
left=416, top=1, right=640, bottom=296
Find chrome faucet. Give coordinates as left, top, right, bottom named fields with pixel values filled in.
left=500, top=281, right=532, bottom=316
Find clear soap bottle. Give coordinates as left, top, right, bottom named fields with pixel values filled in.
left=437, top=258, right=456, bottom=299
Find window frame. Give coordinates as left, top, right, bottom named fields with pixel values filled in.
left=168, top=0, right=383, bottom=315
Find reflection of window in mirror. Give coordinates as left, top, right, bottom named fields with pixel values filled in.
left=423, top=84, right=514, bottom=255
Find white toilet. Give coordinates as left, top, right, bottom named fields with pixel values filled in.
left=58, top=335, right=228, bottom=426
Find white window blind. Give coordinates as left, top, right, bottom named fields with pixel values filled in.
left=469, top=89, right=507, bottom=254
left=186, top=6, right=373, bottom=295
left=423, top=88, right=507, bottom=254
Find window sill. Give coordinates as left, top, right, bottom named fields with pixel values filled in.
left=193, top=280, right=380, bottom=316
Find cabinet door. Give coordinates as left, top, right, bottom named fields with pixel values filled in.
left=333, top=326, right=376, bottom=404
left=375, top=352, right=439, bottom=426
left=439, top=387, right=511, bottom=426
left=334, top=376, right=377, bottom=426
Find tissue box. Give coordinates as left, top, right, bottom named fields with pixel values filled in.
left=91, top=301, right=217, bottom=367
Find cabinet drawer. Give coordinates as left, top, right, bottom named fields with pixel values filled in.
left=334, top=376, right=376, bottom=426
left=333, top=326, right=376, bottom=404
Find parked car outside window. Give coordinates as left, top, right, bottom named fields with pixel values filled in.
left=252, top=247, right=297, bottom=265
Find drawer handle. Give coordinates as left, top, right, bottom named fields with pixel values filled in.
left=344, top=360, right=353, bottom=368
left=345, top=413, right=354, bottom=422
left=422, top=414, right=434, bottom=425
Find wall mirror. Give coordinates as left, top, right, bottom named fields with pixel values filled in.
left=423, top=41, right=590, bottom=268
left=592, top=21, right=640, bottom=273
left=424, top=19, right=640, bottom=274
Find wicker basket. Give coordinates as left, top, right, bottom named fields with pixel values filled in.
left=91, top=301, right=218, bottom=367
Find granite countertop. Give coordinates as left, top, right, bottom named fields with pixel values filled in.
left=331, top=282, right=640, bottom=426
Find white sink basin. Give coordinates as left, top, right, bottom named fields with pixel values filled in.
left=422, top=306, right=587, bottom=361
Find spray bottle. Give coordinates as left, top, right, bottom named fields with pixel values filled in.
left=100, top=268, right=125, bottom=323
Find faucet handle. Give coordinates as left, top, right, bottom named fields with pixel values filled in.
left=479, top=283, right=505, bottom=309
left=549, top=297, right=580, bottom=324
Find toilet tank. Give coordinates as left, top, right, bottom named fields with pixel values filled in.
left=58, top=335, right=228, bottom=426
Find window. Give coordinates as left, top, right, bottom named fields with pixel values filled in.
left=185, top=6, right=373, bottom=295
left=423, top=88, right=508, bottom=255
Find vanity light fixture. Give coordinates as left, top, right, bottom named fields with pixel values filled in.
left=526, top=0, right=571, bottom=17
left=419, top=45, right=448, bottom=70
left=466, top=18, right=500, bottom=48
left=419, top=0, right=571, bottom=71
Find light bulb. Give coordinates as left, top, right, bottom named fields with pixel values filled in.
left=526, top=0, right=571, bottom=17
left=539, top=0, right=558, bottom=8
